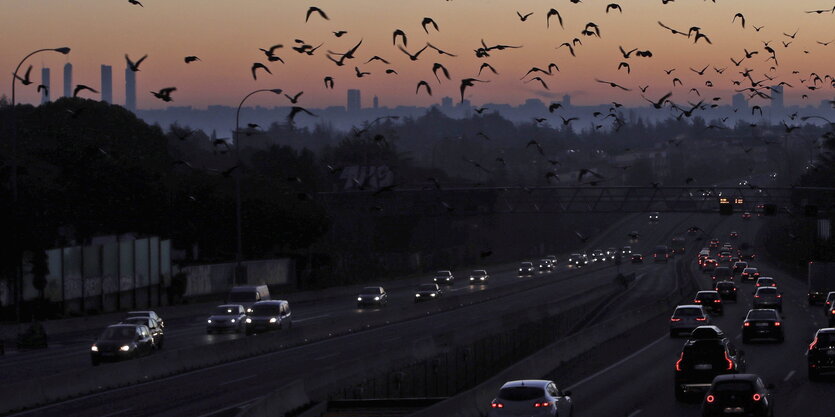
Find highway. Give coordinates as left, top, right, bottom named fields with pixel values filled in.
left=558, top=213, right=835, bottom=417
left=5, top=211, right=713, bottom=416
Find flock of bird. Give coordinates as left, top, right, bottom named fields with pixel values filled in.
left=13, top=1, right=835, bottom=198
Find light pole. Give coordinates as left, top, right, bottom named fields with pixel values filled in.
left=233, top=88, right=282, bottom=284
left=9, top=47, right=70, bottom=323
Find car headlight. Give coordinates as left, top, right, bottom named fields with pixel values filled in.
left=120, top=345, right=130, bottom=352
left=91, top=345, right=98, bottom=352
left=358, top=297, right=363, bottom=301
left=207, top=319, right=213, bottom=324
left=430, top=293, right=436, bottom=297
left=246, top=318, right=252, bottom=323
left=374, top=296, right=380, bottom=301
left=519, top=268, right=523, bottom=271
left=230, top=319, right=236, bottom=323
left=480, top=277, right=485, bottom=280
left=246, top=308, right=253, bottom=313
left=415, top=294, right=421, bottom=297
left=269, top=317, right=277, bottom=323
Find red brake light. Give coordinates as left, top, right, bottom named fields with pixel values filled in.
left=675, top=352, right=683, bottom=371
left=534, top=402, right=551, bottom=407
left=755, top=295, right=760, bottom=298
left=810, top=337, right=819, bottom=350
left=696, top=317, right=707, bottom=321
left=694, top=299, right=701, bottom=303
left=671, top=317, right=682, bottom=322
left=744, top=322, right=751, bottom=327
left=713, top=299, right=721, bottom=303
left=752, top=393, right=761, bottom=401
left=706, top=394, right=715, bottom=403
left=774, top=321, right=781, bottom=327
left=777, top=294, right=782, bottom=298
left=831, top=309, right=835, bottom=315
left=491, top=402, right=504, bottom=408
left=724, top=351, right=733, bottom=370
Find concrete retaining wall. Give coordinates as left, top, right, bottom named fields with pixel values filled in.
left=181, top=259, right=294, bottom=298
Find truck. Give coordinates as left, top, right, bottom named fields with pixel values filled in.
left=808, top=262, right=835, bottom=305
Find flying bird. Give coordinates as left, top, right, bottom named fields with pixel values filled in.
left=416, top=80, right=432, bottom=96
left=73, top=84, right=98, bottom=98
left=151, top=87, right=176, bottom=102
left=287, top=106, right=316, bottom=123
left=732, top=13, right=745, bottom=28
left=184, top=56, right=201, bottom=64
left=595, top=79, right=631, bottom=91
left=323, top=76, right=334, bottom=89
left=251, top=63, right=271, bottom=80
left=284, top=91, right=303, bottom=104
left=125, top=54, right=148, bottom=71
left=546, top=9, right=564, bottom=29
left=517, top=11, right=534, bottom=21
left=392, top=29, right=407, bottom=47
left=432, top=63, right=450, bottom=82
left=459, top=78, right=488, bottom=103
left=421, top=17, right=439, bottom=33
left=478, top=63, right=499, bottom=76
left=14, top=65, right=33, bottom=85
left=305, top=6, right=329, bottom=22
left=128, top=0, right=142, bottom=6
left=606, top=3, right=622, bottom=13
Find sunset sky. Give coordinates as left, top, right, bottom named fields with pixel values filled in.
left=3, top=0, right=834, bottom=110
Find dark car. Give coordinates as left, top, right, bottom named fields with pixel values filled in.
left=717, top=251, right=732, bottom=263
left=729, top=231, right=739, bottom=239
left=121, top=316, right=164, bottom=349
left=631, top=253, right=643, bottom=264
left=649, top=211, right=660, bottom=222
left=538, top=259, right=555, bottom=272
left=694, top=291, right=724, bottom=316
left=702, top=259, right=718, bottom=273
left=415, top=283, right=443, bottom=302
left=742, top=212, right=752, bottom=220
left=732, top=261, right=748, bottom=276
left=518, top=262, right=536, bottom=277
left=567, top=254, right=588, bottom=268
left=808, top=328, right=835, bottom=380
left=752, top=287, right=782, bottom=312
left=754, top=277, right=776, bottom=289
left=740, top=267, right=760, bottom=283
left=469, top=270, right=490, bottom=284
left=206, top=304, right=246, bottom=334
left=671, top=237, right=686, bottom=255
left=357, top=286, right=387, bottom=308
left=715, top=281, right=738, bottom=302
left=827, top=303, right=835, bottom=327
left=675, top=328, right=745, bottom=401
left=742, top=309, right=783, bottom=343
left=711, top=267, right=732, bottom=282
left=701, top=374, right=774, bottom=417
left=244, top=300, right=292, bottom=335
left=709, top=238, right=720, bottom=249
left=433, top=270, right=455, bottom=285
left=91, top=324, right=154, bottom=365
left=653, top=245, right=670, bottom=263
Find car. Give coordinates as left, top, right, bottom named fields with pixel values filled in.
left=711, top=267, right=732, bottom=282
left=701, top=374, right=774, bottom=417
left=698, top=250, right=711, bottom=265
left=675, top=327, right=745, bottom=401
left=729, top=231, right=739, bottom=239
left=694, top=291, right=724, bottom=316
left=709, top=238, right=720, bottom=249
left=206, top=304, right=247, bottom=334
left=545, top=255, right=558, bottom=264
left=717, top=251, right=732, bottom=263
left=653, top=245, right=670, bottom=263
left=414, top=283, right=443, bottom=302
left=742, top=309, right=783, bottom=343
left=715, top=281, right=738, bottom=302
left=126, top=310, right=164, bottom=329
left=824, top=291, right=835, bottom=313
left=621, top=246, right=632, bottom=255
left=244, top=300, right=292, bottom=335
left=732, top=261, right=748, bottom=276
left=227, top=285, right=270, bottom=314
left=631, top=253, right=643, bottom=264
left=688, top=226, right=701, bottom=236
left=649, top=211, right=660, bottom=222
left=91, top=324, right=155, bottom=366
left=121, top=316, right=164, bottom=349
left=488, top=380, right=573, bottom=417
left=670, top=305, right=711, bottom=337
left=357, top=286, right=387, bottom=307
left=628, top=230, right=640, bottom=241
left=702, top=259, right=719, bottom=273
left=752, top=287, right=782, bottom=312
left=740, top=267, right=760, bottom=283
left=606, top=247, right=618, bottom=260
left=519, top=262, right=536, bottom=276
left=538, top=259, right=555, bottom=272
left=433, top=270, right=455, bottom=285
left=671, top=236, right=686, bottom=255
left=754, top=277, right=776, bottom=289
left=469, top=270, right=490, bottom=284
left=808, top=328, right=835, bottom=380
left=826, top=304, right=835, bottom=327
left=742, top=211, right=752, bottom=220
left=567, top=254, right=587, bottom=268
left=591, top=249, right=606, bottom=262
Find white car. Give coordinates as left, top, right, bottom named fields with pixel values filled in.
left=489, top=380, right=573, bottom=417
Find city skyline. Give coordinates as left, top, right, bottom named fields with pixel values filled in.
left=4, top=1, right=835, bottom=111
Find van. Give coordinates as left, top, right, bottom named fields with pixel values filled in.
left=228, top=285, right=270, bottom=313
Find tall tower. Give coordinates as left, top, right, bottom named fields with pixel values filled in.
left=63, top=62, right=73, bottom=98
left=100, top=65, right=113, bottom=103
left=40, top=68, right=51, bottom=104
left=771, top=85, right=784, bottom=110
left=562, top=94, right=572, bottom=108
left=347, top=89, right=361, bottom=112
left=373, top=95, right=379, bottom=109
left=125, top=65, right=136, bottom=112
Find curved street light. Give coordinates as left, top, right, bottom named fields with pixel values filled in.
left=234, top=88, right=283, bottom=282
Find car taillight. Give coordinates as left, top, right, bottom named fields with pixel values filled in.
left=755, top=295, right=760, bottom=298
left=696, top=317, right=707, bottom=321
left=671, top=318, right=682, bottom=322
left=706, top=394, right=715, bottom=403
left=714, top=299, right=721, bottom=303
left=491, top=402, right=504, bottom=408
left=752, top=393, right=761, bottom=401
left=831, top=309, right=835, bottom=315
left=725, top=351, right=733, bottom=370
left=756, top=284, right=760, bottom=287
left=777, top=294, right=782, bottom=298
left=694, top=299, right=701, bottom=303
left=744, top=322, right=751, bottom=327
left=675, top=352, right=683, bottom=371
left=774, top=322, right=781, bottom=327
left=533, top=402, right=552, bottom=407
left=810, top=337, right=819, bottom=350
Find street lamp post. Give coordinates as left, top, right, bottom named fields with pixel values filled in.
left=233, top=89, right=282, bottom=284
left=9, top=47, right=70, bottom=323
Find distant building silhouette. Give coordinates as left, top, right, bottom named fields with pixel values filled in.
left=100, top=65, right=113, bottom=103
left=125, top=65, right=136, bottom=112
left=562, top=94, right=572, bottom=108
left=771, top=85, right=784, bottom=110
left=347, top=89, right=361, bottom=112
left=63, top=63, right=73, bottom=98
left=441, top=97, right=453, bottom=110
left=373, top=95, right=379, bottom=109
left=40, top=68, right=50, bottom=104
left=732, top=93, right=747, bottom=113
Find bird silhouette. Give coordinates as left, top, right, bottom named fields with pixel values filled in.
left=14, top=65, right=33, bottom=85
left=305, top=6, right=329, bottom=22
left=284, top=91, right=303, bottom=104
left=548, top=103, right=563, bottom=112
left=416, top=80, right=432, bottom=96
left=595, top=79, right=631, bottom=91
left=288, top=106, right=316, bottom=123
left=478, top=63, right=499, bottom=76
left=73, top=84, right=98, bottom=98
left=546, top=9, right=563, bottom=29
left=128, top=0, right=143, bottom=6
left=606, top=3, right=622, bottom=13
left=398, top=44, right=428, bottom=61
left=732, top=13, right=746, bottom=28
left=184, top=56, right=200, bottom=64
left=517, top=11, right=533, bottom=21
left=432, top=63, right=450, bottom=82
left=125, top=54, right=148, bottom=71
left=643, top=92, right=672, bottom=109
left=526, top=77, right=549, bottom=89
left=392, top=29, right=407, bottom=47
left=421, top=17, right=439, bottom=33
left=333, top=31, right=348, bottom=37
left=151, top=87, right=176, bottom=102
left=459, top=78, right=488, bottom=103
left=323, top=76, right=334, bottom=89
left=251, top=63, right=271, bottom=80
left=354, top=66, right=370, bottom=78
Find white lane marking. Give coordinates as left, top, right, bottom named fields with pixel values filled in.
left=627, top=410, right=643, bottom=417
left=313, top=352, right=340, bottom=361
left=448, top=287, right=469, bottom=292
left=293, top=314, right=330, bottom=323
left=783, top=370, right=796, bottom=382
left=566, top=334, right=666, bottom=390
left=98, top=409, right=132, bottom=417
left=735, top=334, right=742, bottom=340
left=218, top=374, right=256, bottom=386
left=194, top=399, right=260, bottom=417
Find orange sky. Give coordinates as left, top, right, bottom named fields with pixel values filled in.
left=2, top=0, right=834, bottom=109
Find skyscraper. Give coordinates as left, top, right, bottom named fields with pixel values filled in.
left=732, top=93, right=747, bottom=112
left=125, top=65, right=136, bottom=112
left=100, top=65, right=113, bottom=103
left=373, top=95, right=379, bottom=109
left=771, top=85, right=784, bottom=110
left=562, top=94, right=572, bottom=108
left=40, top=68, right=50, bottom=104
left=63, top=63, right=73, bottom=98
left=347, top=89, right=361, bottom=112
